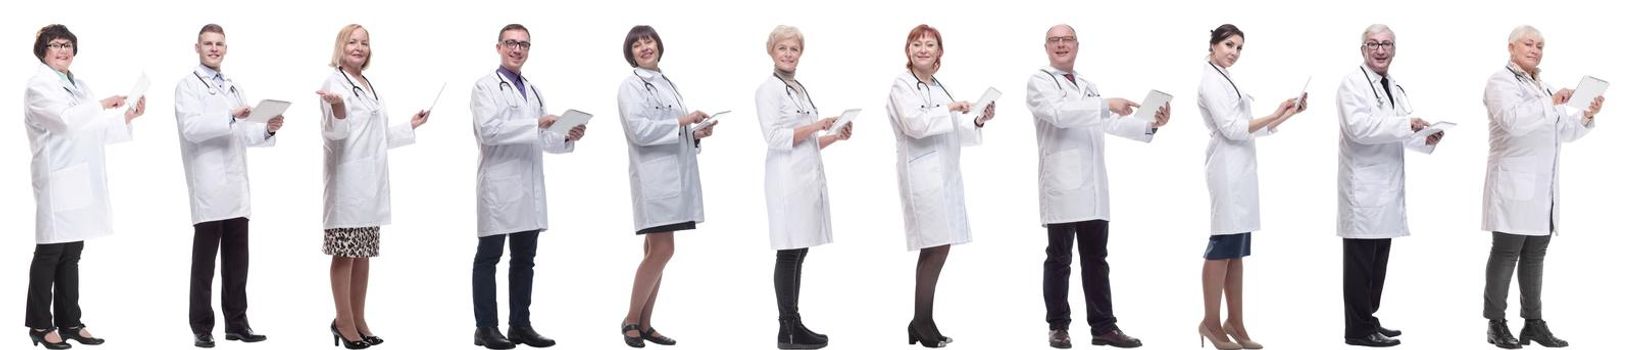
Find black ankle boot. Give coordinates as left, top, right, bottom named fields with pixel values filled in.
left=474, top=327, right=516, bottom=349
left=791, top=315, right=827, bottom=341
left=778, top=318, right=827, bottom=349
left=1520, top=319, right=1569, bottom=348
left=1487, top=319, right=1520, bottom=349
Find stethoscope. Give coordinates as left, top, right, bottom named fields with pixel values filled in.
left=495, top=71, right=543, bottom=110
left=913, top=76, right=955, bottom=109
left=1208, top=62, right=1242, bottom=100
left=1360, top=66, right=1410, bottom=113
left=1505, top=66, right=1552, bottom=96
left=636, top=69, right=683, bottom=110
left=338, top=67, right=379, bottom=100
left=1040, top=69, right=1100, bottom=98
left=193, top=71, right=239, bottom=97
left=775, top=73, right=818, bottom=115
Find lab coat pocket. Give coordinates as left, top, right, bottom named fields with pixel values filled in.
left=1045, top=149, right=1084, bottom=193
left=48, top=163, right=94, bottom=212
left=1497, top=170, right=1536, bottom=202
left=908, top=151, right=944, bottom=201
left=1349, top=163, right=1390, bottom=208
left=640, top=156, right=683, bottom=200
left=480, top=169, right=528, bottom=211
left=337, top=157, right=381, bottom=207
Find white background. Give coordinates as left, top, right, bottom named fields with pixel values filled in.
left=1, top=0, right=1626, bottom=349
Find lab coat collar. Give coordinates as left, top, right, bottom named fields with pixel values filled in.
left=196, top=64, right=223, bottom=80
left=1206, top=60, right=1231, bottom=77
left=1360, top=65, right=1394, bottom=85
left=38, top=62, right=75, bottom=88
left=1040, top=65, right=1080, bottom=81
left=1506, top=61, right=1540, bottom=81
left=634, top=67, right=663, bottom=80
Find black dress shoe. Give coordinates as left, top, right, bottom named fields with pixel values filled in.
left=362, top=335, right=383, bottom=346
left=225, top=328, right=267, bottom=343
left=640, top=328, right=676, bottom=346
left=507, top=325, right=556, bottom=348
left=621, top=323, right=645, bottom=348
left=59, top=326, right=104, bottom=345
left=1091, top=329, right=1143, bottom=348
left=1376, top=326, right=1402, bottom=338
left=1519, top=319, right=1569, bottom=347
left=1048, top=329, right=1071, bottom=349
left=29, top=328, right=72, bottom=349
left=1487, top=319, right=1521, bottom=349
left=1344, top=332, right=1400, bottom=347
left=194, top=333, right=216, bottom=348
left=474, top=327, right=516, bottom=349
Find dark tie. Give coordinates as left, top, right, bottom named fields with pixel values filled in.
left=1380, top=76, right=1396, bottom=108
left=1063, top=73, right=1075, bottom=85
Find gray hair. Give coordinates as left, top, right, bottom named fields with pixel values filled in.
left=1361, top=24, right=1393, bottom=44
left=766, top=25, right=804, bottom=54
left=1508, top=25, right=1542, bottom=44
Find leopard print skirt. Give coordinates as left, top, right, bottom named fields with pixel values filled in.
left=323, top=226, right=380, bottom=258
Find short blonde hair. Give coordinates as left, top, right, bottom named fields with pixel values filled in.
left=329, top=24, right=371, bottom=70
left=766, top=25, right=804, bottom=55
left=1508, top=25, right=1542, bottom=44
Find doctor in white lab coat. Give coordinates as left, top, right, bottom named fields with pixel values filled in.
left=1027, top=24, right=1168, bottom=349
left=173, top=24, right=280, bottom=347
left=1194, top=24, right=1304, bottom=350
left=467, top=24, right=583, bottom=350
left=614, top=25, right=716, bottom=347
left=755, top=25, right=853, bottom=350
left=314, top=24, right=430, bottom=348
left=1334, top=24, right=1435, bottom=348
left=887, top=24, right=994, bottom=347
left=24, top=24, right=144, bottom=347
left=1479, top=26, right=1603, bottom=349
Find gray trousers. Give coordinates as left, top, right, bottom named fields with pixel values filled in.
left=1483, top=231, right=1551, bottom=320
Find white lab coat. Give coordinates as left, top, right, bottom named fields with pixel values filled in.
left=1027, top=67, right=1154, bottom=226
left=756, top=74, right=832, bottom=250
left=1481, top=64, right=1593, bottom=236
left=617, top=68, right=705, bottom=231
left=24, top=63, right=133, bottom=244
left=175, top=65, right=276, bottom=225
left=886, top=71, right=983, bottom=250
left=1335, top=66, right=1417, bottom=239
left=470, top=70, right=574, bottom=237
left=1197, top=62, right=1273, bottom=235
left=320, top=68, right=416, bottom=230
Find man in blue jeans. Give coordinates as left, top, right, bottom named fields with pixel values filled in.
left=468, top=23, right=587, bottom=349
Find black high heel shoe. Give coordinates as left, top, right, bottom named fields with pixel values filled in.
left=28, top=328, right=71, bottom=349
left=59, top=325, right=104, bottom=345
left=907, top=321, right=948, bottom=348
left=330, top=321, right=370, bottom=349
left=362, top=335, right=384, bottom=346
left=621, top=323, right=645, bottom=348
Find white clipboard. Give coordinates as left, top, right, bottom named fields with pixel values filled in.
left=426, top=82, right=448, bottom=113
left=126, top=73, right=150, bottom=112
left=697, top=110, right=729, bottom=129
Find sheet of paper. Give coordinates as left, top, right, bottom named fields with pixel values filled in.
left=959, top=87, right=1002, bottom=120
left=827, top=108, right=861, bottom=134
left=426, top=82, right=448, bottom=112
left=547, top=109, right=593, bottom=134
left=1129, top=90, right=1172, bottom=123
left=1406, top=121, right=1456, bottom=154
left=246, top=99, right=291, bottom=123
left=126, top=73, right=150, bottom=112
left=1566, top=76, right=1608, bottom=110
left=697, top=110, right=729, bottom=129
left=1294, top=76, right=1311, bottom=108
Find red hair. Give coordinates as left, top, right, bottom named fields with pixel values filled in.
left=903, top=24, right=943, bottom=70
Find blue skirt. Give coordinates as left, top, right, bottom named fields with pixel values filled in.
left=1203, top=232, right=1252, bottom=260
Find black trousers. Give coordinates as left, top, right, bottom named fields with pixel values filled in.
left=25, top=241, right=84, bottom=330
left=1484, top=231, right=1551, bottom=320
left=1342, top=238, right=1392, bottom=338
left=1043, top=219, right=1118, bottom=335
left=190, top=217, right=252, bottom=335
left=473, top=230, right=540, bottom=328
left=774, top=248, right=809, bottom=320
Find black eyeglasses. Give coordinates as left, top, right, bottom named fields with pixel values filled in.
left=1363, top=41, right=1395, bottom=50
left=503, top=40, right=531, bottom=50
